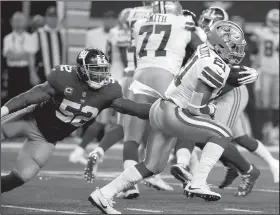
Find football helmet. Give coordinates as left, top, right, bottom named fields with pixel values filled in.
left=198, top=7, right=229, bottom=31
left=152, top=1, right=182, bottom=15
left=118, top=8, right=132, bottom=30
left=142, top=1, right=154, bottom=6
left=207, top=20, right=246, bottom=65
left=266, top=9, right=279, bottom=33
left=182, top=9, right=198, bottom=26
left=76, top=48, right=111, bottom=89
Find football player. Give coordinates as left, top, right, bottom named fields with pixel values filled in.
left=85, top=2, right=175, bottom=197
left=1, top=48, right=151, bottom=193
left=88, top=21, right=248, bottom=214
left=170, top=7, right=278, bottom=197
left=252, top=9, right=279, bottom=145
left=68, top=8, right=132, bottom=165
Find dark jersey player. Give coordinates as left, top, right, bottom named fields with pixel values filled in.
left=1, top=48, right=151, bottom=193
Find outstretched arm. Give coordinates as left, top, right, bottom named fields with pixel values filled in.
left=111, top=97, right=151, bottom=120
left=1, top=81, right=56, bottom=117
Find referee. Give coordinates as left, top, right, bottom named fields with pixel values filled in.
left=2, top=12, right=38, bottom=99
left=31, top=6, right=66, bottom=83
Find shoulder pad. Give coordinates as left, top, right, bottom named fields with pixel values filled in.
left=47, top=65, right=75, bottom=90
left=199, top=58, right=228, bottom=89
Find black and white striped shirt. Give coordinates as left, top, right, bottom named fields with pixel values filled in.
left=32, top=25, right=66, bottom=78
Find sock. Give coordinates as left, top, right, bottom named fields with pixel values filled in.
left=123, top=160, right=138, bottom=170
left=73, top=145, right=85, bottom=155
left=79, top=122, right=105, bottom=149
left=191, top=142, right=224, bottom=187
left=123, top=141, right=139, bottom=163
left=98, top=124, right=124, bottom=152
left=189, top=149, right=199, bottom=174
left=176, top=148, right=191, bottom=168
left=93, top=146, right=105, bottom=159
left=100, top=162, right=153, bottom=198
left=254, top=140, right=276, bottom=167
left=1, top=171, right=25, bottom=193
left=138, top=142, right=146, bottom=162
left=220, top=142, right=251, bottom=174
left=272, top=109, right=279, bottom=127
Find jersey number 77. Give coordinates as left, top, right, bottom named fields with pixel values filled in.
left=138, top=24, right=171, bottom=57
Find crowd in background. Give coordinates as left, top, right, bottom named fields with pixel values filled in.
left=1, top=1, right=279, bottom=146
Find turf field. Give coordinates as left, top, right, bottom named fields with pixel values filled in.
left=1, top=140, right=279, bottom=214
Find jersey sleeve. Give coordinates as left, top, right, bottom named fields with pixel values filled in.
left=47, top=65, right=73, bottom=92
left=198, top=59, right=226, bottom=89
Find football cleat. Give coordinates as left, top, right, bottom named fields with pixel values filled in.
left=116, top=185, right=140, bottom=199
left=144, top=175, right=174, bottom=191
left=88, top=188, right=121, bottom=214
left=219, top=165, right=239, bottom=189
left=84, top=147, right=104, bottom=183
left=170, top=164, right=192, bottom=185
left=68, top=146, right=87, bottom=165
left=235, top=165, right=260, bottom=197
left=270, top=159, right=279, bottom=183
left=184, top=183, right=221, bottom=201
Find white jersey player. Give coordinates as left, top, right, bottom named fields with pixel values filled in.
left=252, top=9, right=279, bottom=141
left=123, top=1, right=198, bottom=151
left=87, top=20, right=248, bottom=214
left=171, top=7, right=277, bottom=196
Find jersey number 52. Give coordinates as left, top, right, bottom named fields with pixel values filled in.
left=56, top=99, right=99, bottom=127
left=138, top=24, right=171, bottom=57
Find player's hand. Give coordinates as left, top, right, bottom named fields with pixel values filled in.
left=238, top=66, right=259, bottom=85
left=1, top=106, right=9, bottom=118
left=208, top=103, right=217, bottom=119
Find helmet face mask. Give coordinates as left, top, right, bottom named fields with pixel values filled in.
left=207, top=21, right=246, bottom=65
left=76, top=49, right=111, bottom=89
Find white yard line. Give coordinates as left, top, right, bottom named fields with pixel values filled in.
left=2, top=170, right=278, bottom=194
left=2, top=142, right=279, bottom=152
left=1, top=205, right=88, bottom=214
left=126, top=208, right=163, bottom=213
left=224, top=208, right=263, bottom=213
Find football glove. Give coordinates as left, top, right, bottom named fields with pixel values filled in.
left=238, top=66, right=259, bottom=85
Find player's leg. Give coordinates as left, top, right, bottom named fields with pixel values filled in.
left=233, top=115, right=279, bottom=183
left=1, top=114, right=55, bottom=193
left=170, top=139, right=195, bottom=185
left=270, top=74, right=279, bottom=145
left=122, top=67, right=174, bottom=191
left=254, top=72, right=271, bottom=142
left=154, top=100, right=232, bottom=200
left=1, top=110, right=32, bottom=192
left=90, top=100, right=175, bottom=202
left=69, top=119, right=106, bottom=165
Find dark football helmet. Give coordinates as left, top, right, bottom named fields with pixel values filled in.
left=76, top=48, right=110, bottom=89
left=198, top=7, right=229, bottom=31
